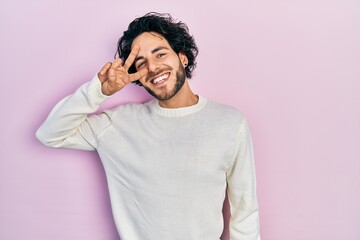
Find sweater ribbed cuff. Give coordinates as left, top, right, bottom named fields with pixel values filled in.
left=85, top=74, right=110, bottom=105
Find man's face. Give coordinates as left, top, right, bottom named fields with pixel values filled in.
left=132, top=32, right=188, bottom=101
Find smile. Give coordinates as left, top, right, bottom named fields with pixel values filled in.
left=151, top=72, right=170, bottom=85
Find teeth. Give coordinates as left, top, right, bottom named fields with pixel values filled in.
left=153, top=73, right=168, bottom=84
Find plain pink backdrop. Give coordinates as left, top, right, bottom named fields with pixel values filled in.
left=1, top=0, right=359, bottom=239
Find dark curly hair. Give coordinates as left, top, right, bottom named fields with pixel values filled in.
left=115, top=12, right=199, bottom=85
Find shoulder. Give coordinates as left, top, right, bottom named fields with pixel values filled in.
left=204, top=98, right=246, bottom=123
left=103, top=100, right=154, bottom=120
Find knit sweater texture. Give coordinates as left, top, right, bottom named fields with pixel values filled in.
left=36, top=75, right=261, bottom=240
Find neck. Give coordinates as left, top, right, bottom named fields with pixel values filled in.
left=158, top=80, right=198, bottom=108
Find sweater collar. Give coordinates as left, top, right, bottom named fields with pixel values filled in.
left=148, top=96, right=207, bottom=117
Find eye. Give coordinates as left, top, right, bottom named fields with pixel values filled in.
left=137, top=61, right=146, bottom=69
left=157, top=53, right=166, bottom=58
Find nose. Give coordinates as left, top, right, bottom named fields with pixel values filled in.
left=147, top=58, right=160, bottom=73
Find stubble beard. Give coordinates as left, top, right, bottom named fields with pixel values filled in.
left=143, top=60, right=186, bottom=101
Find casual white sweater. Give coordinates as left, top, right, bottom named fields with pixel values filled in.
left=36, top=75, right=260, bottom=240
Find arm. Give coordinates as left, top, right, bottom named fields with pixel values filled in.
left=226, top=118, right=261, bottom=240
left=36, top=46, right=148, bottom=150
left=35, top=76, right=111, bottom=150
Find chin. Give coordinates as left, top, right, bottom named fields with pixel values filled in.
left=144, top=61, right=186, bottom=101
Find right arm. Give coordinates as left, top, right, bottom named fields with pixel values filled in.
left=36, top=46, right=148, bottom=150
left=35, top=75, right=110, bottom=150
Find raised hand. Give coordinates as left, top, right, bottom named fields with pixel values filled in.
left=97, top=46, right=148, bottom=96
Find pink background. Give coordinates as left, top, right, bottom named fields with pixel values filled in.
left=1, top=0, right=359, bottom=239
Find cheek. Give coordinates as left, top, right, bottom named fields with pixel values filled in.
left=163, top=59, right=179, bottom=70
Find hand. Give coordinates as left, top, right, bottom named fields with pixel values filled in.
left=97, top=46, right=148, bottom=96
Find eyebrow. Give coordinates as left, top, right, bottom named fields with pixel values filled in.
left=134, top=46, right=170, bottom=65
left=151, top=46, right=169, bottom=54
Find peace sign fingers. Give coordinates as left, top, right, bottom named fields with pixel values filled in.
left=98, top=45, right=148, bottom=95
left=123, top=45, right=140, bottom=71
left=129, top=67, right=148, bottom=82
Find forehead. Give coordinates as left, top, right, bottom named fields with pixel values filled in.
left=131, top=32, right=172, bottom=51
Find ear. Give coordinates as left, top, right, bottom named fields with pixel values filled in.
left=178, top=52, right=189, bottom=68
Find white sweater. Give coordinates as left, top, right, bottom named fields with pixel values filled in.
left=36, top=75, right=260, bottom=240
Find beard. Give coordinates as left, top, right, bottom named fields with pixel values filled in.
left=143, top=60, right=186, bottom=101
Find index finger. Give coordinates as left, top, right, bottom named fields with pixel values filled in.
left=129, top=68, right=148, bottom=82
left=123, top=45, right=140, bottom=71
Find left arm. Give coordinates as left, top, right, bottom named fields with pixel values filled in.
left=226, top=118, right=261, bottom=240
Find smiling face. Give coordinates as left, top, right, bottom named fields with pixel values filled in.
left=132, top=32, right=188, bottom=101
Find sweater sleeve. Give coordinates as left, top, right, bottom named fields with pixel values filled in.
left=226, top=118, right=261, bottom=240
left=35, top=75, right=111, bottom=150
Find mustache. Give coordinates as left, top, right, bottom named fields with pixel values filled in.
left=146, top=67, right=172, bottom=82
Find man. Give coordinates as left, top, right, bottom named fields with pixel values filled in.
left=36, top=12, right=261, bottom=240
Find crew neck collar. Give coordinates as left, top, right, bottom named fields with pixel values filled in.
left=148, top=96, right=207, bottom=117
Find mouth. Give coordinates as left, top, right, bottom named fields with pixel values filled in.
left=150, top=72, right=170, bottom=86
